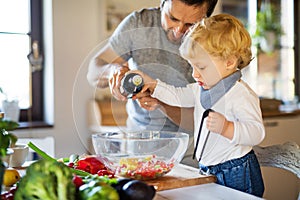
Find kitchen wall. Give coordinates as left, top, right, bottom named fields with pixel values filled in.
left=15, top=0, right=107, bottom=157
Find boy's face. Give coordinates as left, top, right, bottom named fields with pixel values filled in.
left=188, top=45, right=234, bottom=90
left=161, top=0, right=207, bottom=44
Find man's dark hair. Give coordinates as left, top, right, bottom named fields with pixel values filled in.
left=181, top=0, right=218, bottom=17
left=161, top=0, right=218, bottom=17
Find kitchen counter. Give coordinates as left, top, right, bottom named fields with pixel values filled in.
left=262, top=109, right=300, bottom=118
left=11, top=165, right=262, bottom=200
left=155, top=183, right=264, bottom=200
left=150, top=164, right=263, bottom=200
left=18, top=162, right=256, bottom=200
left=95, top=99, right=300, bottom=125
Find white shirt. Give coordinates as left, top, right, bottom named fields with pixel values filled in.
left=152, top=79, right=265, bottom=166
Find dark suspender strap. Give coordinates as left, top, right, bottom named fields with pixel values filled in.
left=198, top=130, right=210, bottom=162
left=192, top=109, right=213, bottom=160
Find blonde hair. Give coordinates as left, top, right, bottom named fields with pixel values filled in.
left=180, top=13, right=252, bottom=69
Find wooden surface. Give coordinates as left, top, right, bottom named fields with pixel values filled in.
left=145, top=164, right=216, bottom=191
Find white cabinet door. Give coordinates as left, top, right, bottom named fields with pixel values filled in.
left=261, top=115, right=300, bottom=146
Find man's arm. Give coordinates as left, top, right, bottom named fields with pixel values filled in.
left=87, top=43, right=129, bottom=100
left=87, top=43, right=127, bottom=88
left=135, top=93, right=194, bottom=132
left=159, top=103, right=194, bottom=132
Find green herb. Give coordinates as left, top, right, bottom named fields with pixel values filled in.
left=27, top=142, right=90, bottom=176
left=0, top=114, right=19, bottom=159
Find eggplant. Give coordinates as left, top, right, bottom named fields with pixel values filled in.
left=122, top=180, right=156, bottom=200
left=112, top=178, right=156, bottom=200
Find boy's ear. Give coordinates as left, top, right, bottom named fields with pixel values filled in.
left=226, top=56, right=238, bottom=70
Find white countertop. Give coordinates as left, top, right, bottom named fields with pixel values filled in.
left=155, top=183, right=264, bottom=200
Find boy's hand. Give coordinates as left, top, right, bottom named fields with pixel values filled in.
left=129, top=70, right=157, bottom=94
left=134, top=91, right=161, bottom=111
left=206, top=111, right=233, bottom=138
left=128, top=70, right=160, bottom=111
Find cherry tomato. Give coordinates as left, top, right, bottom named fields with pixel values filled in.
left=97, top=169, right=115, bottom=178
left=72, top=175, right=84, bottom=188
left=68, top=162, right=74, bottom=168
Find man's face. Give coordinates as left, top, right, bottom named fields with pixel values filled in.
left=161, top=0, right=207, bottom=44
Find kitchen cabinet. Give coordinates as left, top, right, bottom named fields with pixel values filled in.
left=97, top=99, right=127, bottom=126
left=260, top=114, right=300, bottom=200
left=261, top=114, right=300, bottom=146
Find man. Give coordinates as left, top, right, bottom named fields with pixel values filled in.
left=87, top=0, right=218, bottom=167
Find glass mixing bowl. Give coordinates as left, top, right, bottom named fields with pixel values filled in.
left=92, top=131, right=189, bottom=180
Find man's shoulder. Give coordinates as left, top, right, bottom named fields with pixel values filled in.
left=130, top=7, right=161, bottom=27
left=133, top=7, right=160, bottom=17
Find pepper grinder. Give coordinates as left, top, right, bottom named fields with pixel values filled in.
left=120, top=73, right=144, bottom=98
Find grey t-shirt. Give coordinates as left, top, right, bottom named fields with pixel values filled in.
left=109, top=7, right=194, bottom=132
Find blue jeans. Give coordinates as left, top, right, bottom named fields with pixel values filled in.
left=199, top=150, right=265, bottom=197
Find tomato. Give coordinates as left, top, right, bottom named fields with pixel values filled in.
left=68, top=162, right=74, bottom=168
left=0, top=186, right=17, bottom=200
left=75, top=156, right=107, bottom=174
left=72, top=175, right=84, bottom=188
left=97, top=169, right=115, bottom=178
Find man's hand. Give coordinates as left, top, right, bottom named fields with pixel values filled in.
left=108, top=63, right=130, bottom=101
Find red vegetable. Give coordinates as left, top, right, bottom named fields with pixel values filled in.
left=97, top=169, right=115, bottom=178
left=1, top=186, right=17, bottom=200
left=72, top=175, right=84, bottom=188
left=68, top=162, right=74, bottom=168
left=75, top=156, right=107, bottom=174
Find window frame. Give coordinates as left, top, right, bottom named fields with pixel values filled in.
left=295, top=0, right=300, bottom=97
left=18, top=0, right=47, bottom=127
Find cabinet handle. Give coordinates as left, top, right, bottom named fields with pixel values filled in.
left=264, top=121, right=279, bottom=127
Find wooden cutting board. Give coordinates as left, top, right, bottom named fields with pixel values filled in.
left=144, top=164, right=216, bottom=191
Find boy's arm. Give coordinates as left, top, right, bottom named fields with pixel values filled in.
left=131, top=70, right=195, bottom=107
left=132, top=70, right=195, bottom=131
left=143, top=78, right=195, bottom=131
left=151, top=80, right=195, bottom=107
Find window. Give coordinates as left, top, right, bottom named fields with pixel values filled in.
left=222, top=0, right=297, bottom=104
left=0, top=0, right=45, bottom=125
